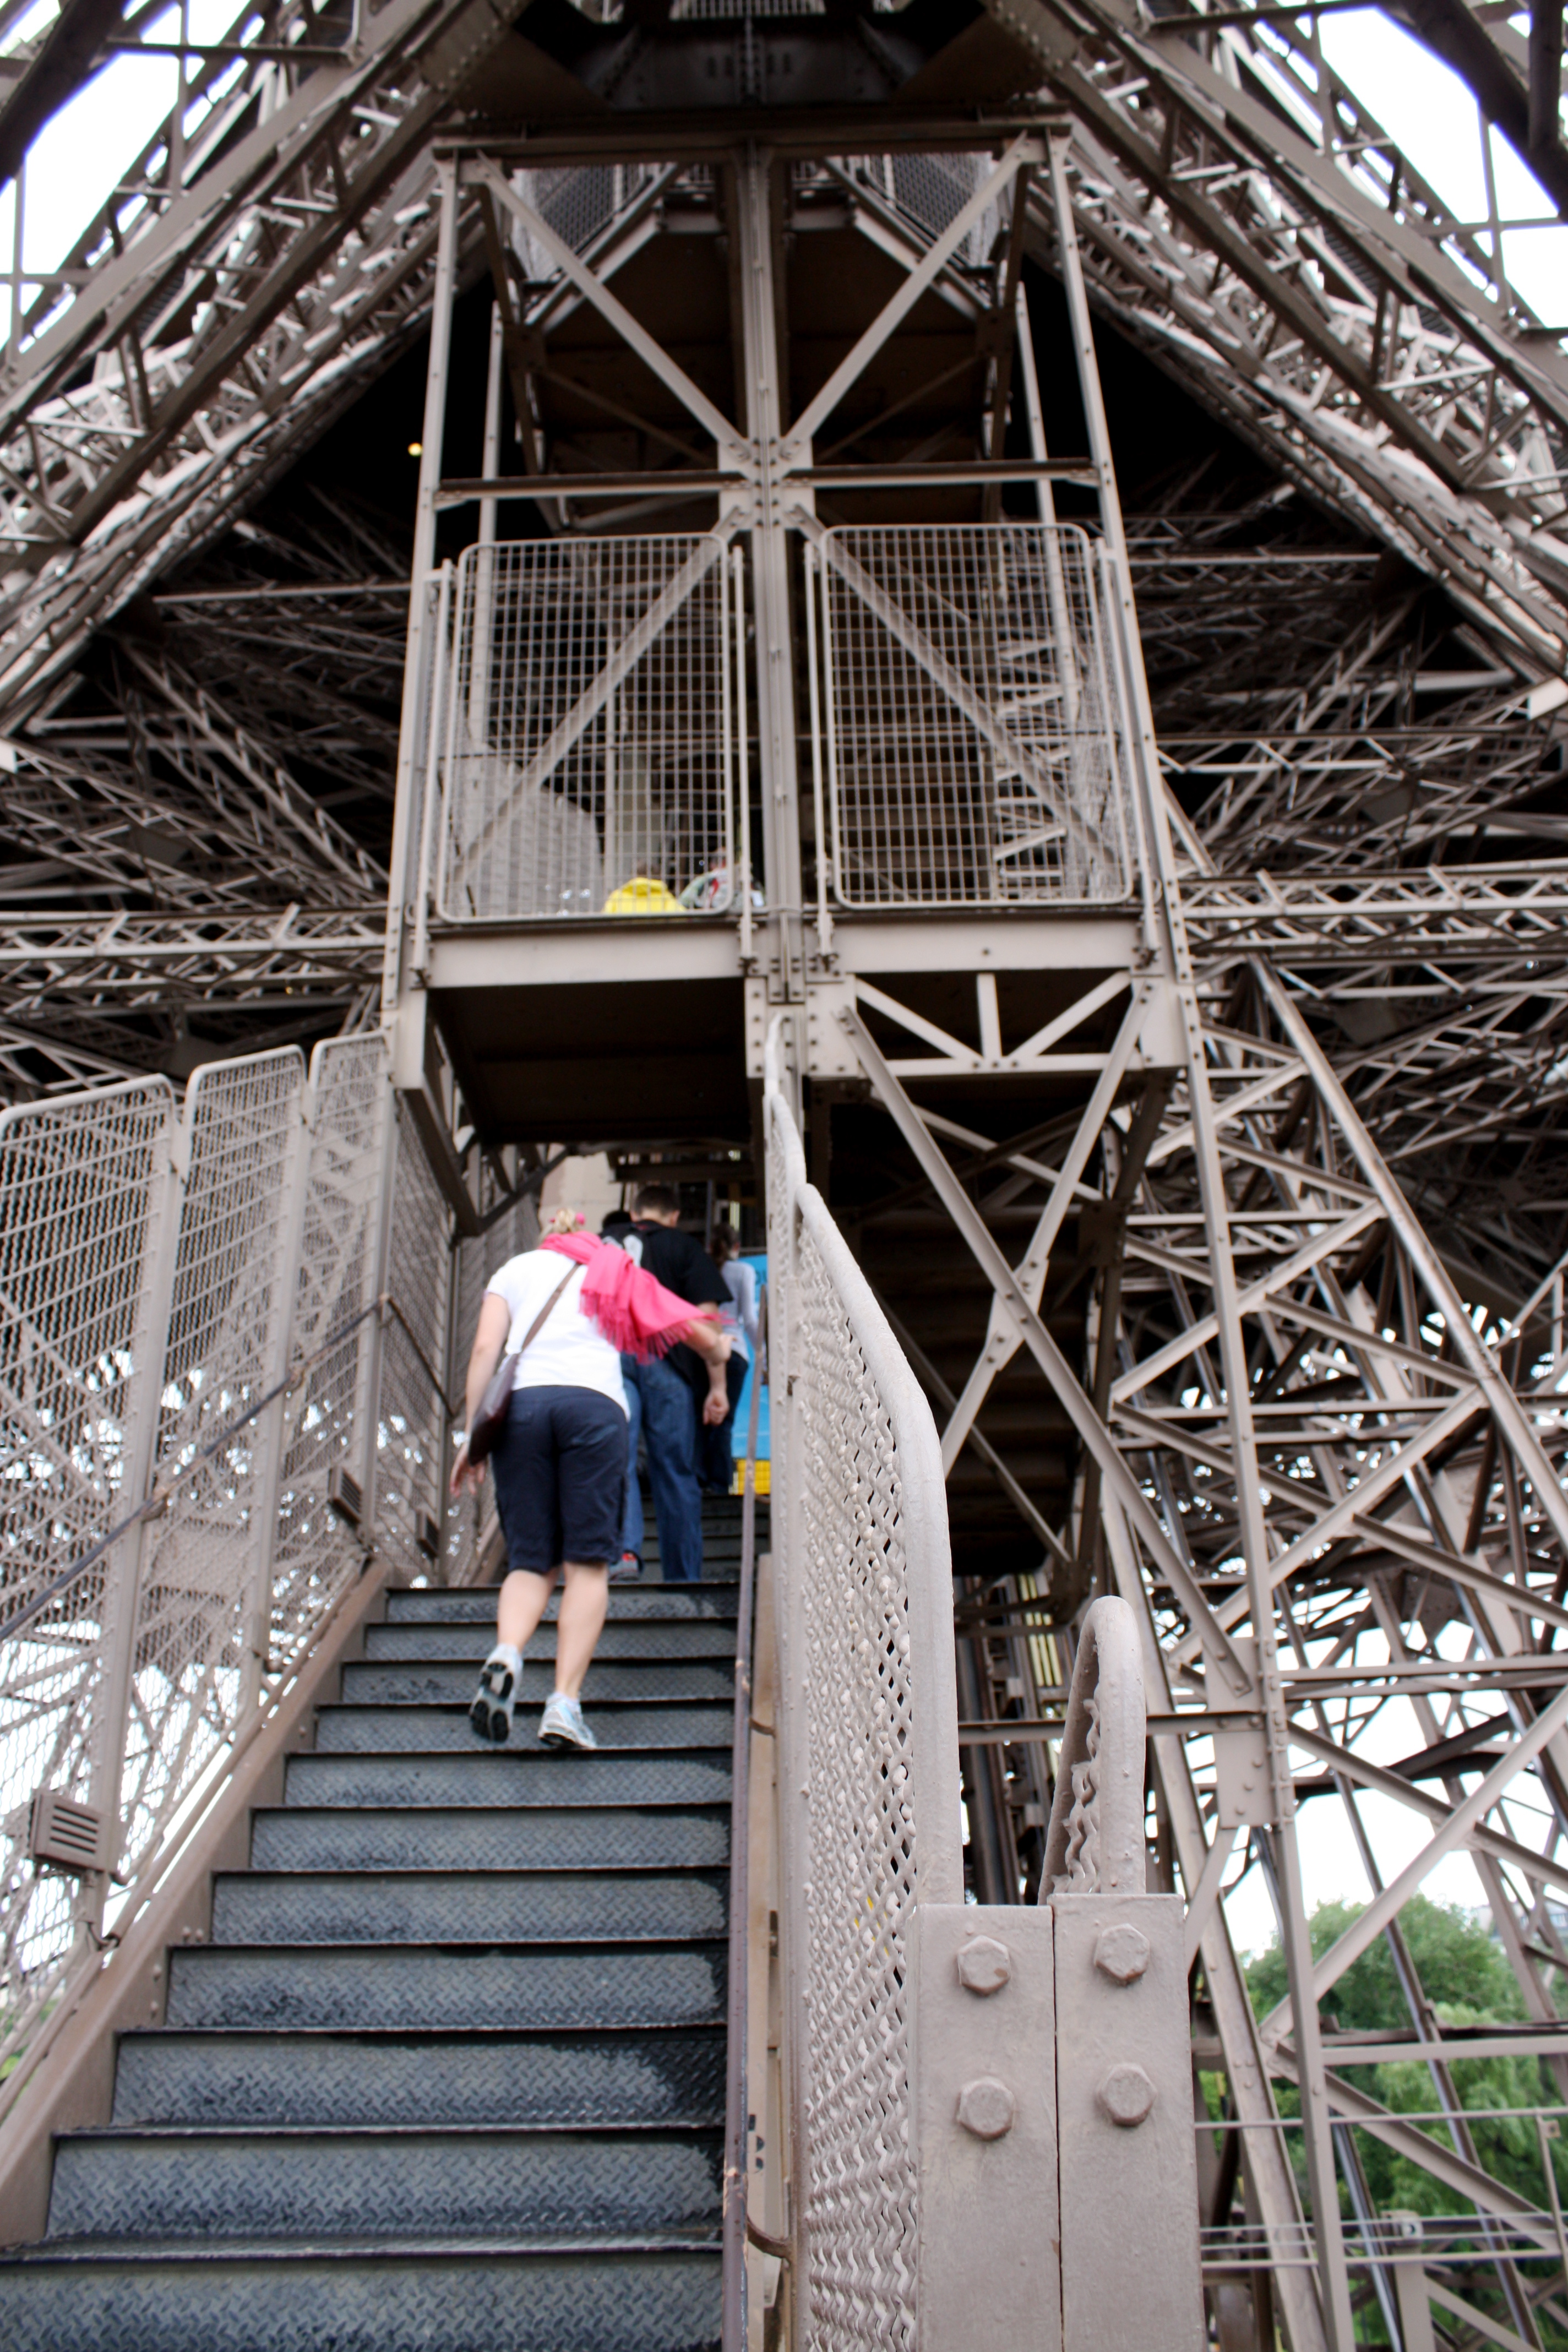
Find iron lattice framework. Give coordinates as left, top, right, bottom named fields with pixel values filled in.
left=0, top=1, right=1566, bottom=2346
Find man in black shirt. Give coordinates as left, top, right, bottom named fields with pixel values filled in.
left=617, top=1184, right=727, bottom=1582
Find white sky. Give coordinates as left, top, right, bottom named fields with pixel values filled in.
left=4, top=4, right=1561, bottom=1960
left=0, top=4, right=1562, bottom=331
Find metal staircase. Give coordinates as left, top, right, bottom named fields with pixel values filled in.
left=0, top=1550, right=752, bottom=2350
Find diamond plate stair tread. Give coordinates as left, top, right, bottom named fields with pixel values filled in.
left=364, top=1620, right=734, bottom=1661
left=0, top=2248, right=720, bottom=2352
left=211, top=1869, right=727, bottom=1945
left=165, top=1943, right=727, bottom=2030
left=283, top=1751, right=731, bottom=1809
left=342, top=1658, right=733, bottom=1704
left=48, top=2128, right=722, bottom=2243
left=312, top=1703, right=731, bottom=1754
left=112, top=2028, right=726, bottom=2129
left=386, top=1587, right=737, bottom=1623
left=250, top=1805, right=729, bottom=1873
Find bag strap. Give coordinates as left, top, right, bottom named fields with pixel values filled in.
left=511, top=1261, right=580, bottom=1357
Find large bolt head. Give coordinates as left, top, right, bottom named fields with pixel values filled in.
left=1093, top=1923, right=1151, bottom=1986
left=956, top=2076, right=1016, bottom=2140
left=955, top=1934, right=1011, bottom=1996
left=1097, top=2062, right=1157, bottom=2128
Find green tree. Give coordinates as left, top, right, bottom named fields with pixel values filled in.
left=1237, top=1897, right=1566, bottom=2345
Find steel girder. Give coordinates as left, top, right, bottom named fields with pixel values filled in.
left=0, top=0, right=519, bottom=716
left=987, top=0, right=1568, bottom=679
left=869, top=921, right=1568, bottom=2342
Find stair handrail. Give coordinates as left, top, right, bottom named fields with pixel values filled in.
left=1041, top=1592, right=1147, bottom=1896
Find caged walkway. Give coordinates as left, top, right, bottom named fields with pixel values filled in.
left=0, top=1503, right=762, bottom=2351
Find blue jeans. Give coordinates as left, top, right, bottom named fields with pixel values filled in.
left=620, top=1353, right=704, bottom=1582
left=619, top=1358, right=644, bottom=1562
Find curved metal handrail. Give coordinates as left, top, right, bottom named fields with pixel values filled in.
left=1042, top=1593, right=1147, bottom=1896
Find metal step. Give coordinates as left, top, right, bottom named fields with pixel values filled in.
left=112, top=2027, right=726, bottom=2130
left=165, top=1941, right=728, bottom=2032
left=312, top=1702, right=731, bottom=1755
left=211, top=1868, right=727, bottom=1946
left=342, top=1657, right=732, bottom=1704
left=0, top=2246, right=721, bottom=2352
left=48, top=2126, right=722, bottom=2244
left=251, top=1804, right=729, bottom=1874
left=364, top=1619, right=735, bottom=1662
left=385, top=1586, right=738, bottom=1624
left=282, top=1749, right=731, bottom=1810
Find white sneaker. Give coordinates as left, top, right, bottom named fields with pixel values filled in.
left=470, top=1647, right=517, bottom=1744
left=538, top=1692, right=596, bottom=1750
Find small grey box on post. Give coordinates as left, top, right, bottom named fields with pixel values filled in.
left=913, top=1903, right=1061, bottom=2351
left=1051, top=1891, right=1205, bottom=2351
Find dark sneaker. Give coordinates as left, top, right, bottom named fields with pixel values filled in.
left=538, top=1693, right=596, bottom=1750
left=470, top=1649, right=516, bottom=1744
left=609, top=1552, right=641, bottom=1583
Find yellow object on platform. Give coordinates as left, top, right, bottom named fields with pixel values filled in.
left=732, top=1458, right=771, bottom=1496
left=604, top=878, right=684, bottom=916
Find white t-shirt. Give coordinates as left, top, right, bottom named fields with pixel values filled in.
left=484, top=1250, right=628, bottom=1415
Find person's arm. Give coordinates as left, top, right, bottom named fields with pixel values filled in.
left=450, top=1291, right=512, bottom=1496
left=680, top=1310, right=732, bottom=1426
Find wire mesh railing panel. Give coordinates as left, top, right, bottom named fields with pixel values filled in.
left=118, top=1050, right=307, bottom=1894
left=0, top=1036, right=421, bottom=2110
left=268, top=1033, right=389, bottom=1659
left=376, top=1099, right=451, bottom=1582
left=437, top=534, right=738, bottom=923
left=765, top=1058, right=960, bottom=2352
left=791, top=1209, right=919, bottom=2350
left=819, top=524, right=1136, bottom=907
left=0, top=1076, right=176, bottom=2060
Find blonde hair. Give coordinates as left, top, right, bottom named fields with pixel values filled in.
left=543, top=1206, right=585, bottom=1237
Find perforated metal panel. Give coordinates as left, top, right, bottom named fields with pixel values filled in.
left=436, top=535, right=741, bottom=923
left=764, top=1055, right=960, bottom=2352
left=510, top=163, right=660, bottom=276
left=117, top=1049, right=307, bottom=1909
left=816, top=523, right=1136, bottom=907
left=836, top=150, right=1003, bottom=269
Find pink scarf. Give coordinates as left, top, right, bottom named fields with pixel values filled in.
left=539, top=1232, right=715, bottom=1361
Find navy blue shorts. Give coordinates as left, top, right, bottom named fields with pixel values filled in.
left=489, top=1386, right=627, bottom=1573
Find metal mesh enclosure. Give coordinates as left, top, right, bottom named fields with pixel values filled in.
left=437, top=535, right=738, bottom=922
left=817, top=523, right=1136, bottom=907
left=0, top=1076, right=177, bottom=2060
left=807, top=153, right=1004, bottom=270
left=510, top=162, right=660, bottom=276
left=765, top=1049, right=960, bottom=2352
left=0, top=1032, right=420, bottom=2100
left=119, top=1050, right=308, bottom=1901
